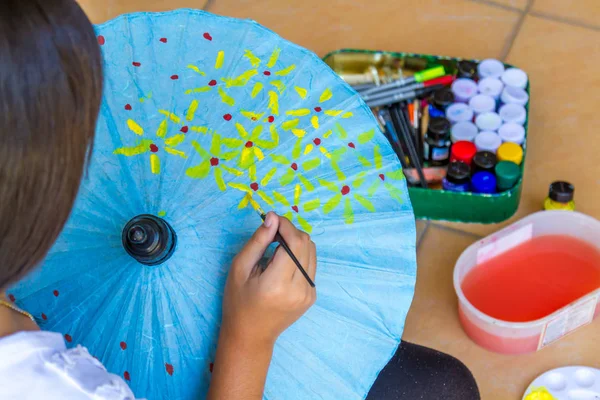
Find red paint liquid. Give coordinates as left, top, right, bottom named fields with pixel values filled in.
left=462, top=235, right=600, bottom=323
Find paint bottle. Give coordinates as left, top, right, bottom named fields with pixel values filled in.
left=457, top=60, right=478, bottom=80
left=501, top=68, right=528, bottom=89
left=451, top=78, right=478, bottom=103
left=469, top=94, right=496, bottom=116
left=477, top=59, right=505, bottom=79
left=474, top=131, right=502, bottom=153
left=495, top=161, right=521, bottom=191
left=429, top=88, right=455, bottom=118
left=446, top=103, right=474, bottom=125
left=450, top=141, right=477, bottom=166
left=478, top=77, right=504, bottom=100
left=423, top=117, right=452, bottom=166
left=450, top=121, right=478, bottom=143
left=471, top=171, right=497, bottom=194
left=544, top=181, right=575, bottom=211
left=475, top=112, right=503, bottom=132
left=497, top=142, right=524, bottom=165
left=472, top=151, right=497, bottom=174
left=442, top=161, right=471, bottom=192
left=498, top=123, right=526, bottom=145
left=499, top=103, right=527, bottom=125
left=501, top=86, right=529, bottom=106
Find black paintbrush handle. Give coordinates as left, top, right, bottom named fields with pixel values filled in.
left=275, top=233, right=315, bottom=287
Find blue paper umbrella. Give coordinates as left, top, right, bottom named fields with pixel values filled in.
left=10, top=9, right=417, bottom=400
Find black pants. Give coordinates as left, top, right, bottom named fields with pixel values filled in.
left=366, top=341, right=480, bottom=400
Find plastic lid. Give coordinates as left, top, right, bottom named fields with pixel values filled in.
left=469, top=94, right=496, bottom=115
left=457, top=60, right=478, bottom=79
left=495, top=161, right=521, bottom=190
left=446, top=103, right=474, bottom=124
left=474, top=131, right=502, bottom=153
left=477, top=59, right=505, bottom=79
left=432, top=88, right=455, bottom=109
left=501, top=68, right=528, bottom=89
left=548, top=181, right=574, bottom=203
left=472, top=151, right=497, bottom=173
left=475, top=112, right=503, bottom=131
left=414, top=65, right=445, bottom=82
left=498, top=123, right=526, bottom=144
left=478, top=77, right=504, bottom=99
left=501, top=86, right=529, bottom=106
left=446, top=161, right=471, bottom=184
left=497, top=142, right=524, bottom=165
left=451, top=78, right=478, bottom=102
left=450, top=121, right=478, bottom=143
left=427, top=117, right=451, bottom=140
left=471, top=171, right=497, bottom=194
left=450, top=141, right=477, bottom=165
left=499, top=103, right=527, bottom=124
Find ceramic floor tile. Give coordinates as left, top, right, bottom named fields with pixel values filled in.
left=480, top=0, right=529, bottom=11
left=78, top=0, right=210, bottom=24
left=415, top=220, right=430, bottom=246
left=532, top=0, right=600, bottom=29
left=403, top=224, right=600, bottom=400
left=209, top=0, right=520, bottom=58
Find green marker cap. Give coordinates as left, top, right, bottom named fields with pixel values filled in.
left=414, top=65, right=445, bottom=83
left=495, top=161, right=521, bottom=191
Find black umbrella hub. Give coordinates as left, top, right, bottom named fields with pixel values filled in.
left=122, top=214, right=176, bottom=265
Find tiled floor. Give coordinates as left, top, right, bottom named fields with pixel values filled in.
left=79, top=1, right=600, bottom=399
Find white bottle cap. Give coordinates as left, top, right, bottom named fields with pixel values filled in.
left=451, top=78, right=478, bottom=103
left=501, top=68, right=528, bottom=89
left=446, top=103, right=474, bottom=124
left=475, top=112, right=503, bottom=132
left=468, top=94, right=496, bottom=116
left=477, top=78, right=504, bottom=100
left=475, top=131, right=502, bottom=153
left=501, top=86, right=529, bottom=106
left=478, top=59, right=505, bottom=79
left=499, top=103, right=527, bottom=124
left=451, top=121, right=478, bottom=143
left=498, top=123, right=526, bottom=145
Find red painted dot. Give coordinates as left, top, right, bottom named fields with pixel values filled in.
left=180, top=126, right=189, bottom=133
left=341, top=185, right=350, bottom=195
left=290, top=163, right=298, bottom=171
left=64, top=334, right=72, bottom=343
left=251, top=117, right=257, bottom=121
left=8, top=294, right=15, bottom=302
left=267, top=116, right=275, bottom=123
left=250, top=182, right=259, bottom=191
left=203, top=32, right=213, bottom=41
left=171, top=75, right=179, bottom=80
left=379, top=174, right=385, bottom=181
left=165, top=363, right=174, bottom=376
left=41, top=313, right=47, bottom=320
left=263, top=71, right=271, bottom=76
left=313, top=138, right=321, bottom=146
left=292, top=205, right=299, bottom=213
left=223, top=114, right=232, bottom=121
left=97, top=36, right=105, bottom=46
left=210, top=157, right=219, bottom=167
left=348, top=142, right=355, bottom=149
left=132, top=62, right=141, bottom=67
left=120, top=341, right=127, bottom=350
left=150, top=144, right=159, bottom=153
left=245, top=141, right=253, bottom=148
left=209, top=363, right=214, bottom=373
left=124, top=104, right=132, bottom=111
left=159, top=38, right=168, bottom=43
left=53, top=290, right=59, bottom=297
left=314, top=107, right=322, bottom=112
left=208, top=79, right=217, bottom=86
left=124, top=371, right=131, bottom=381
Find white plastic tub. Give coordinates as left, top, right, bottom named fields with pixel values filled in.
left=454, top=211, right=600, bottom=354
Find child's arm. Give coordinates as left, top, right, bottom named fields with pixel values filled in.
left=207, top=213, right=317, bottom=400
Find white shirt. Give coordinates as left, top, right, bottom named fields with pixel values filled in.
left=0, top=331, right=140, bottom=399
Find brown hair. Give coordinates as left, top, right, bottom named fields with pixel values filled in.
left=0, top=0, right=103, bottom=289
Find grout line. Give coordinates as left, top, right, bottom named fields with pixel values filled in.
left=203, top=0, right=215, bottom=11
left=416, top=221, right=430, bottom=248
left=429, top=222, right=484, bottom=240
left=498, top=0, right=534, bottom=61
left=529, top=10, right=600, bottom=32
left=466, top=0, right=524, bottom=13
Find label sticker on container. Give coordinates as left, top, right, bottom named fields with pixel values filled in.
left=476, top=223, right=532, bottom=264
left=538, top=294, right=599, bottom=350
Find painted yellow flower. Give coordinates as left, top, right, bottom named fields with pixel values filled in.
left=352, top=145, right=406, bottom=204
left=220, top=122, right=279, bottom=177
left=272, top=184, right=320, bottom=234
left=269, top=139, right=321, bottom=191
left=229, top=168, right=278, bottom=209
left=186, top=134, right=244, bottom=191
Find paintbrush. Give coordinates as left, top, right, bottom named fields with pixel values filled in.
left=246, top=195, right=315, bottom=288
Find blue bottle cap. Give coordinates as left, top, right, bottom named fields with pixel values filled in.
left=471, top=171, right=497, bottom=194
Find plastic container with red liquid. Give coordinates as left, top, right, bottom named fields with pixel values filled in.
left=453, top=211, right=600, bottom=354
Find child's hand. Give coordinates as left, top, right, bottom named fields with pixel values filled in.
left=220, top=212, right=317, bottom=348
